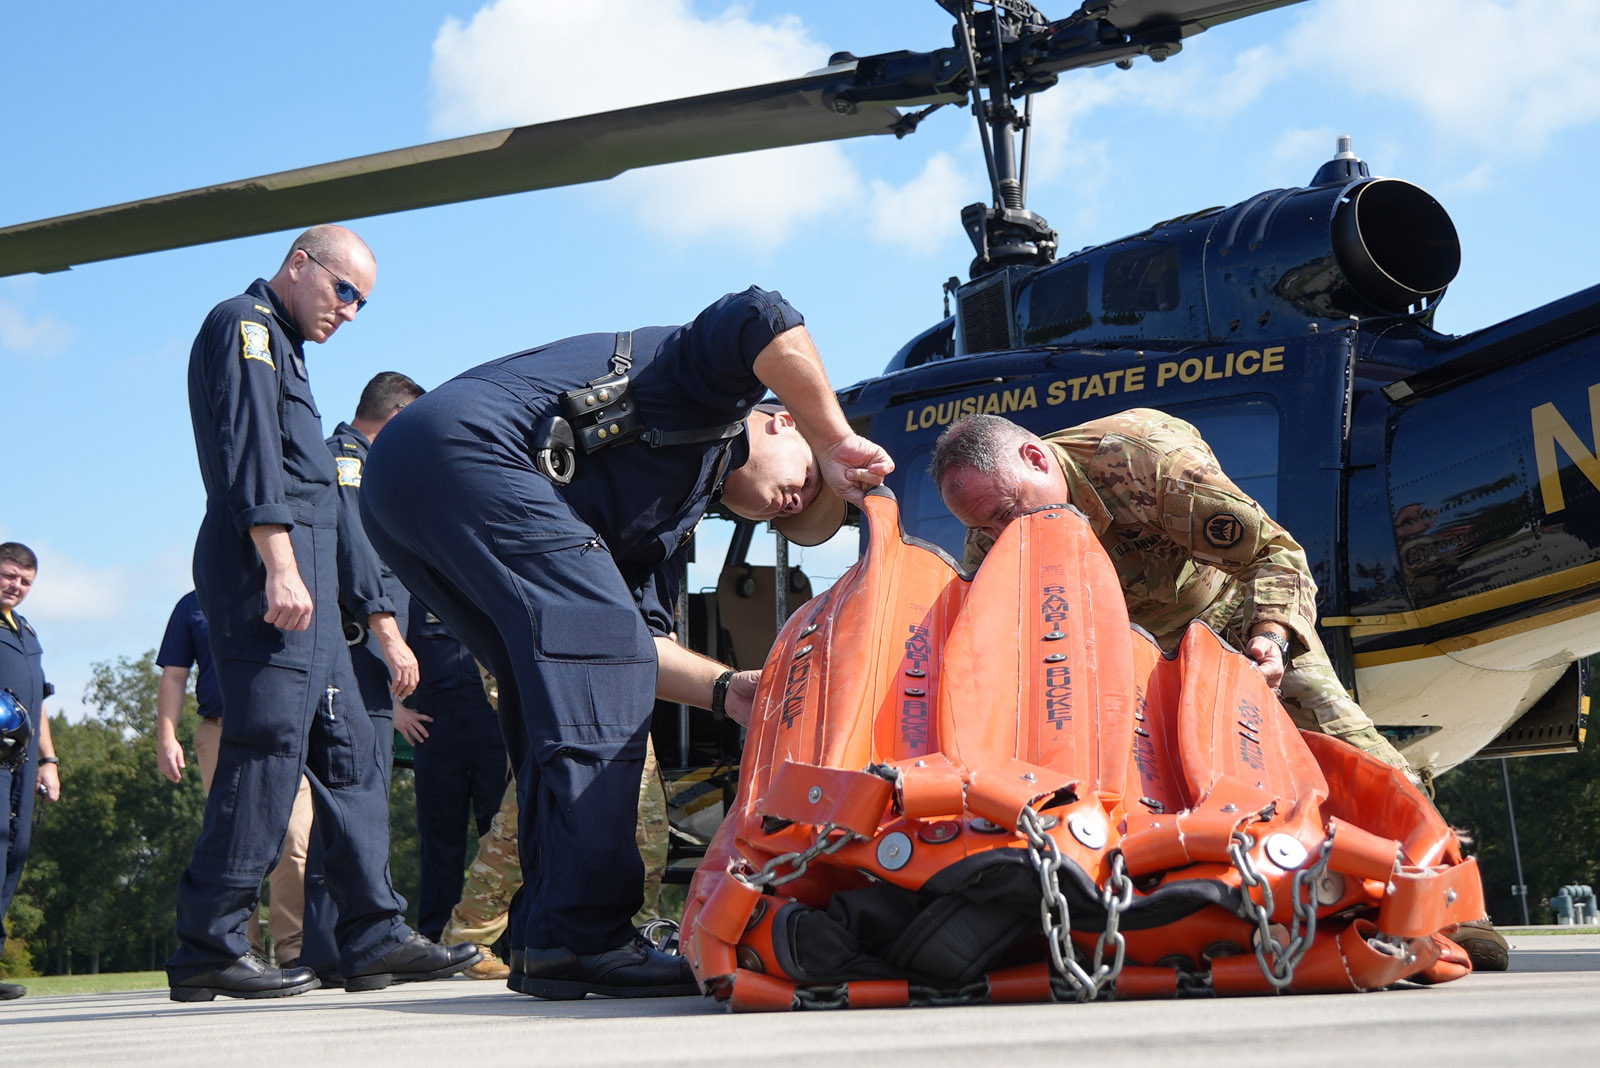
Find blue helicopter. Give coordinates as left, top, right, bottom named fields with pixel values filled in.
left=1, top=0, right=1592, bottom=784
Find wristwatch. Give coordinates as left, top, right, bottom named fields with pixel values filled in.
left=711, top=669, right=736, bottom=718
left=1257, top=631, right=1292, bottom=662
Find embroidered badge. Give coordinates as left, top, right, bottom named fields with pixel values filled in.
left=240, top=321, right=274, bottom=368
left=336, top=456, right=363, bottom=488
left=1203, top=512, right=1244, bottom=549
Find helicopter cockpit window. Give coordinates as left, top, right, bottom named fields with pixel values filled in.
left=887, top=317, right=956, bottom=372
left=1017, top=262, right=1091, bottom=345
left=898, top=442, right=972, bottom=561
left=1103, top=244, right=1180, bottom=317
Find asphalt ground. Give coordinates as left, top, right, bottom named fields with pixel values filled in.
left=4, top=932, right=1597, bottom=1067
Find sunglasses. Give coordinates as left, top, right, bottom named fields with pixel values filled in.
left=298, top=249, right=368, bottom=311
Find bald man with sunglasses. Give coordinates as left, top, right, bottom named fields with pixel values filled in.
left=170, top=225, right=477, bottom=1002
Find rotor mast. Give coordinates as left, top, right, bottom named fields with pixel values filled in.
left=948, top=1, right=1059, bottom=279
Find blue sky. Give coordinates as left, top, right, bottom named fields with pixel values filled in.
left=4, top=0, right=1600, bottom=720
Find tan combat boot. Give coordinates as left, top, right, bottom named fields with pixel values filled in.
left=462, top=945, right=511, bottom=981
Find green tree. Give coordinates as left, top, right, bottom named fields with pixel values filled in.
left=15, top=652, right=206, bottom=974
left=1435, top=739, right=1600, bottom=925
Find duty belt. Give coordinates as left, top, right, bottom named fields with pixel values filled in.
left=528, top=332, right=747, bottom=486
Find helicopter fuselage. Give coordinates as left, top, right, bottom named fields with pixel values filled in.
left=838, top=161, right=1600, bottom=775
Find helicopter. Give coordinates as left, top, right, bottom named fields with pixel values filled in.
left=1, top=0, right=1595, bottom=787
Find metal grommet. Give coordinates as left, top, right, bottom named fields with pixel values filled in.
left=1264, top=833, right=1309, bottom=870
left=876, top=831, right=913, bottom=871
left=1067, top=811, right=1107, bottom=850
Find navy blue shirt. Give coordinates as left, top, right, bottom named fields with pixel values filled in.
left=0, top=608, right=51, bottom=728
left=446, top=286, right=799, bottom=635
left=188, top=278, right=339, bottom=532
left=155, top=591, right=223, bottom=719
left=326, top=421, right=401, bottom=623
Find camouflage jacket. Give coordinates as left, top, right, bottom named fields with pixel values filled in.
left=962, top=408, right=1319, bottom=651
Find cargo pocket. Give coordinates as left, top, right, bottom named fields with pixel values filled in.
left=304, top=685, right=370, bottom=788
left=484, top=519, right=653, bottom=665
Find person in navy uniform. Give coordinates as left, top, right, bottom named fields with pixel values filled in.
left=400, top=596, right=509, bottom=944
left=170, top=224, right=477, bottom=1002
left=360, top=286, right=893, bottom=999
left=327, top=371, right=426, bottom=746
left=296, top=370, right=425, bottom=982
left=0, top=542, right=60, bottom=1002
left=154, top=590, right=314, bottom=966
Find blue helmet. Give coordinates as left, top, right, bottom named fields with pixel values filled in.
left=0, top=689, right=31, bottom=772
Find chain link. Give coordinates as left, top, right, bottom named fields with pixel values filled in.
left=732, top=822, right=857, bottom=891
left=1229, top=830, right=1329, bottom=990
left=1019, top=805, right=1129, bottom=1001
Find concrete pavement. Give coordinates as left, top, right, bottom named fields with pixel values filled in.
left=4, top=933, right=1598, bottom=1067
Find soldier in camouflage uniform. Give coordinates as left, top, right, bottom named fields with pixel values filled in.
left=932, top=409, right=1408, bottom=769
left=442, top=669, right=670, bottom=979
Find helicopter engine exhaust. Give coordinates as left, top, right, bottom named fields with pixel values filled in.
left=1332, top=178, right=1460, bottom=314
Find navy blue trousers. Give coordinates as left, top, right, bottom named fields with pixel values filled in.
left=412, top=695, right=507, bottom=940
left=362, top=403, right=653, bottom=955
left=298, top=632, right=402, bottom=972
left=0, top=728, right=39, bottom=957
left=168, top=520, right=408, bottom=980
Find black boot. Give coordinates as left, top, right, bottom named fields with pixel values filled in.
left=519, top=934, right=699, bottom=1000
left=169, top=952, right=319, bottom=1002
left=344, top=931, right=481, bottom=992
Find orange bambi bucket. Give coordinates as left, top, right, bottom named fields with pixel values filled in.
left=681, top=489, right=1484, bottom=1010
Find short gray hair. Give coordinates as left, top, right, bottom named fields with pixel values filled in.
left=930, top=414, right=1031, bottom=487
left=280, top=224, right=365, bottom=270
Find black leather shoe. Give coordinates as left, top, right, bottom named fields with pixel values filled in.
left=279, top=957, right=344, bottom=989
left=344, top=932, right=480, bottom=992
left=506, top=946, right=528, bottom=994
left=519, top=935, right=699, bottom=1000
left=0, top=980, right=25, bottom=1000
left=169, top=952, right=319, bottom=1002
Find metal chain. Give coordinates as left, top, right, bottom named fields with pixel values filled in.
left=1229, top=831, right=1328, bottom=990
left=732, top=822, right=856, bottom=891
left=1019, top=805, right=1127, bottom=1001
left=1092, top=851, right=1134, bottom=988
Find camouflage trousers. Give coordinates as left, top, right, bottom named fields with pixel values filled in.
left=440, top=734, right=671, bottom=947
left=1220, top=617, right=1409, bottom=770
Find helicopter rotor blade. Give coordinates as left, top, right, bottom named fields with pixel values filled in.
left=0, top=71, right=911, bottom=277
left=0, top=0, right=1306, bottom=278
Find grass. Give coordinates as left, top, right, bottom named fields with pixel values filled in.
left=6, top=971, right=168, bottom=996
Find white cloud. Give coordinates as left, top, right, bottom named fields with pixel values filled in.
left=1283, top=0, right=1600, bottom=154
left=1267, top=125, right=1346, bottom=178
left=427, top=0, right=966, bottom=254
left=865, top=152, right=974, bottom=254
left=0, top=535, right=194, bottom=720
left=610, top=142, right=862, bottom=251
left=429, top=0, right=825, bottom=132
left=0, top=294, right=72, bottom=358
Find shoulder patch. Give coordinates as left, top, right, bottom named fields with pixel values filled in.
left=240, top=321, right=274, bottom=368
left=336, top=455, right=363, bottom=488
left=1203, top=512, right=1245, bottom=549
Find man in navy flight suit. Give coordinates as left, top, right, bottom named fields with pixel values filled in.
left=401, top=595, right=508, bottom=944
left=170, top=224, right=477, bottom=1002
left=1, top=542, right=61, bottom=1002
left=296, top=371, right=426, bottom=980
left=360, top=286, right=893, bottom=999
